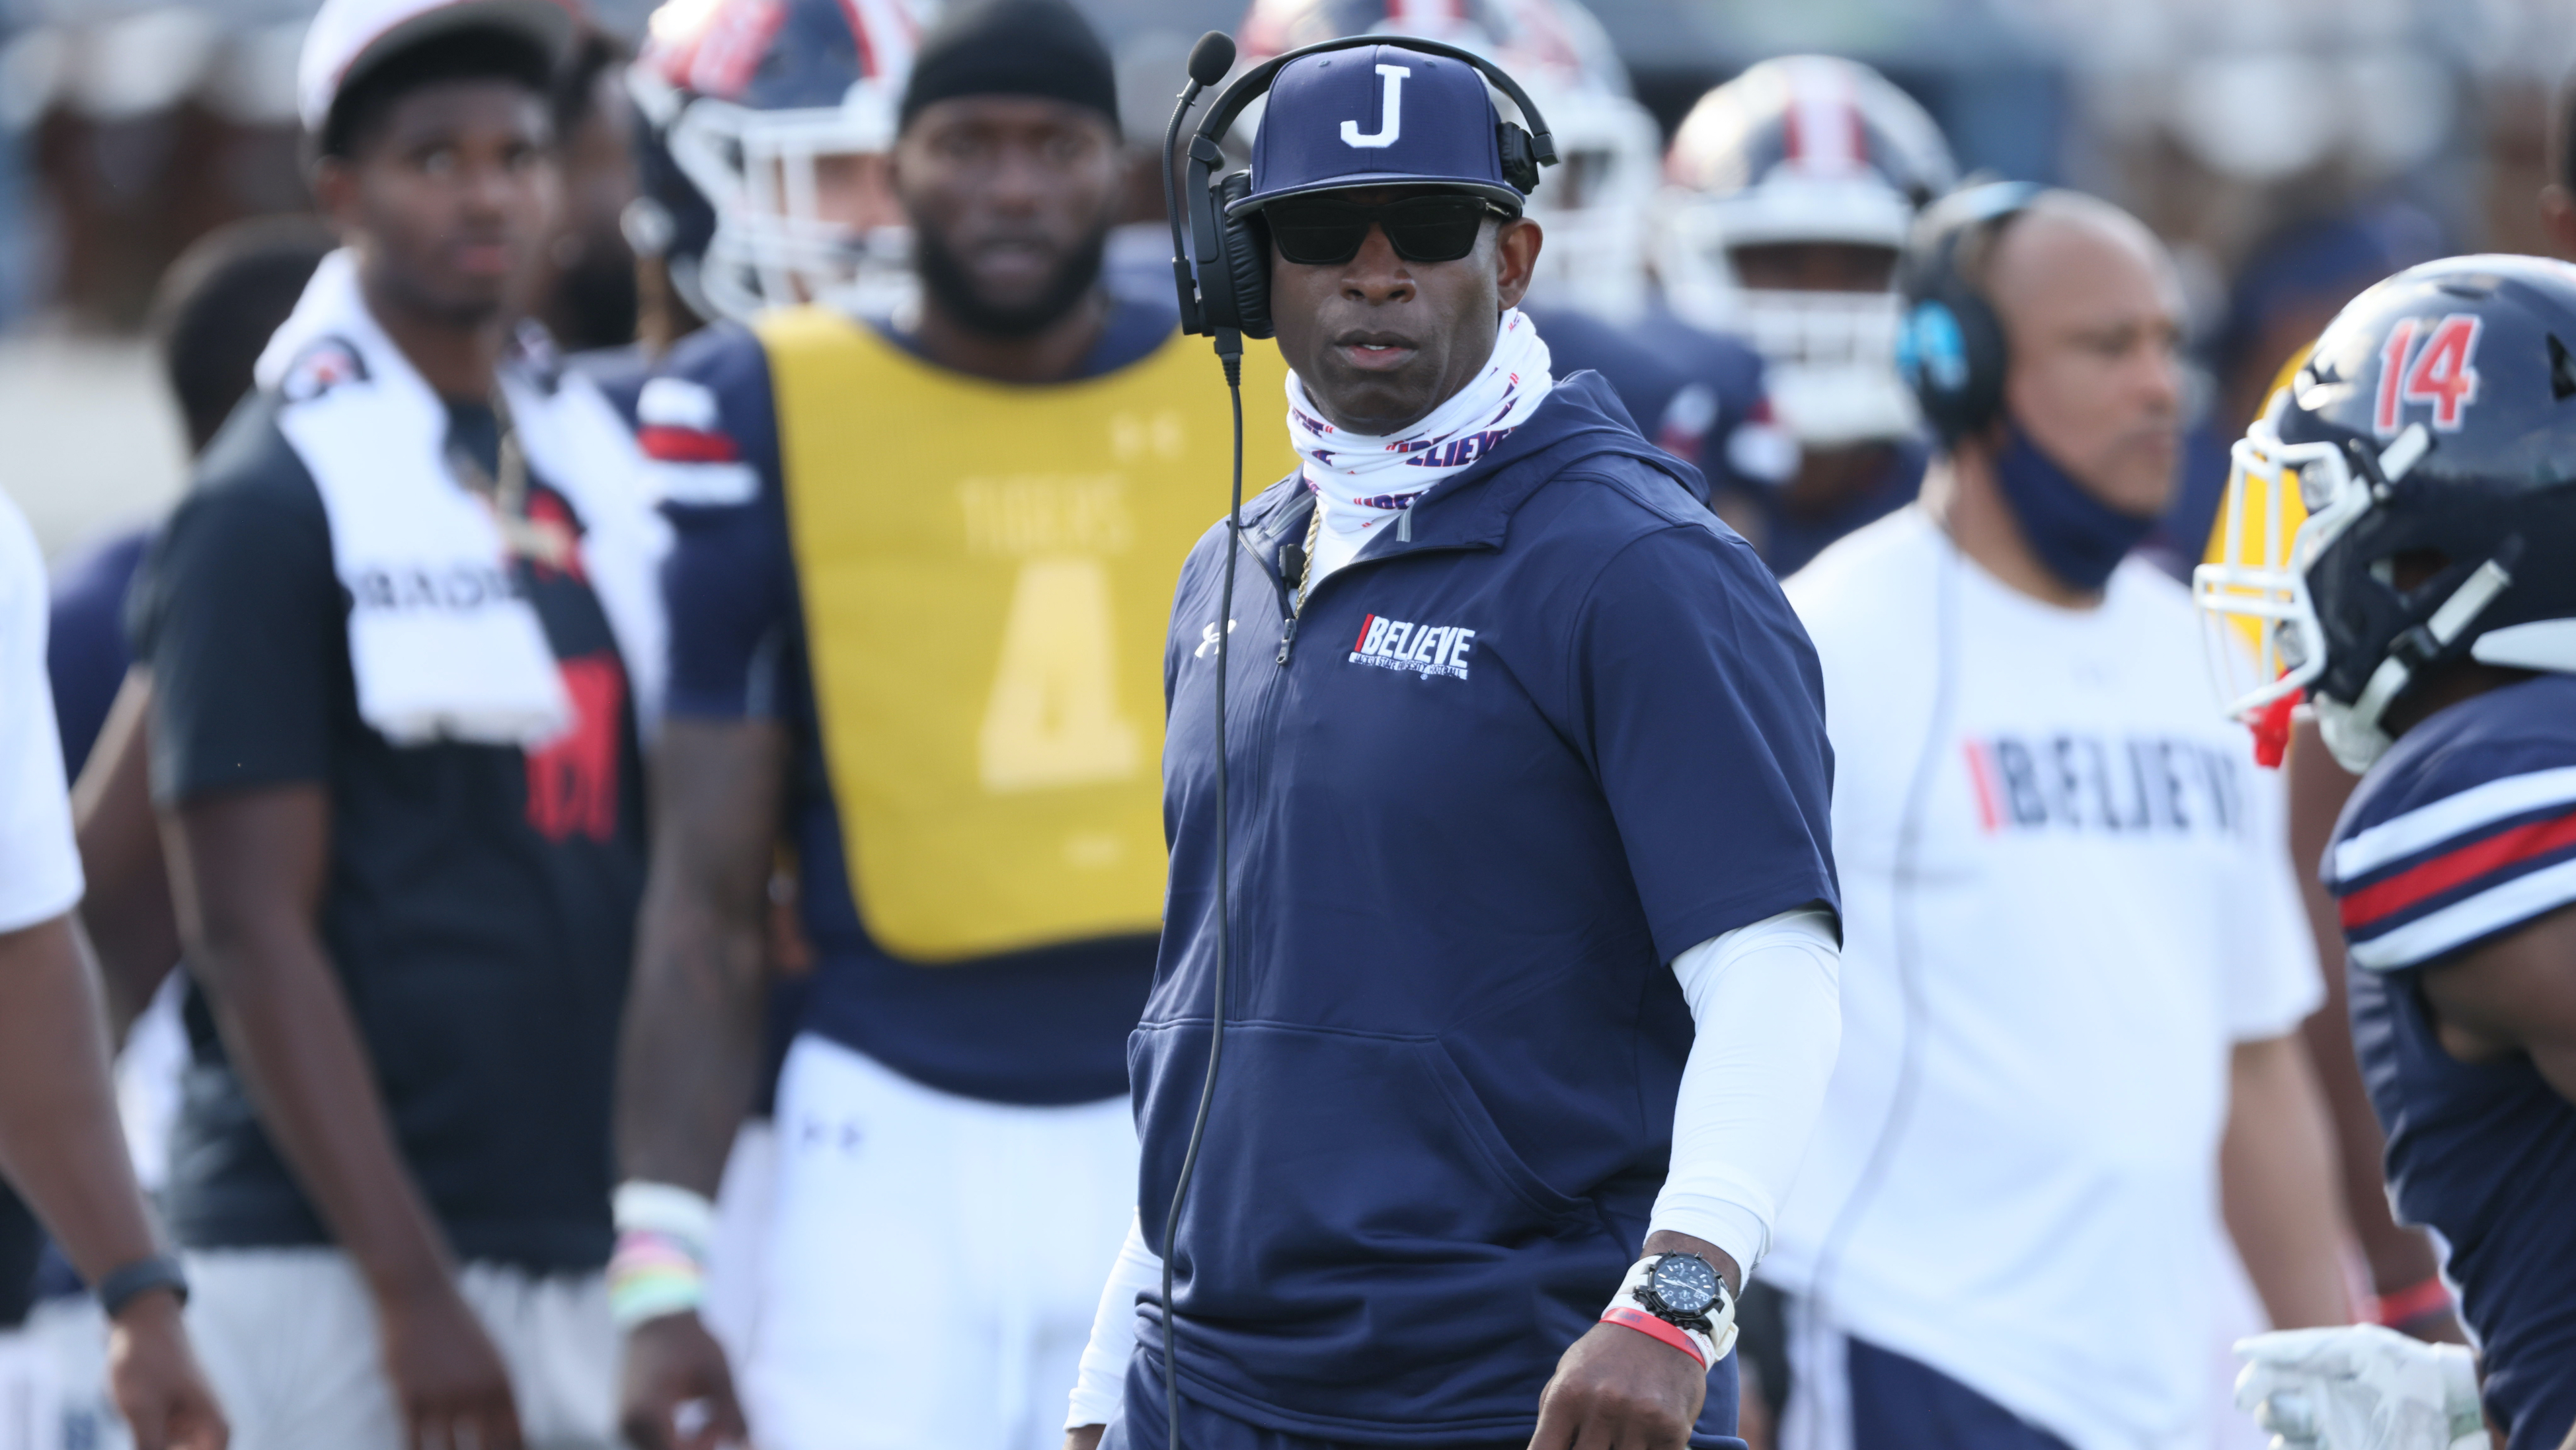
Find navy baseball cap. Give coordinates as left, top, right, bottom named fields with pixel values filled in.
left=1234, top=44, right=1525, bottom=216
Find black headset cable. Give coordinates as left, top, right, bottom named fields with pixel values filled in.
left=1159, top=34, right=1241, bottom=1449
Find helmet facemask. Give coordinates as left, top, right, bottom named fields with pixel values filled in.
left=1657, top=186, right=1917, bottom=448
left=670, top=87, right=916, bottom=322
left=2194, top=415, right=2364, bottom=724
left=2197, top=414, right=2521, bottom=772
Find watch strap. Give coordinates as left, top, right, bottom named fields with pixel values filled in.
left=95, top=1254, right=188, bottom=1318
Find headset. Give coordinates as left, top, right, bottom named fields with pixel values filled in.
left=1143, top=32, right=1552, bottom=1450
left=1893, top=179, right=2045, bottom=446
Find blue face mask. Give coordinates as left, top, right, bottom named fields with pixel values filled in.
left=1990, top=424, right=2160, bottom=593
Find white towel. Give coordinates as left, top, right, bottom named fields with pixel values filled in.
left=253, top=251, right=669, bottom=746
left=498, top=327, right=672, bottom=735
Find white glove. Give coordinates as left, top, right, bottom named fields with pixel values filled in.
left=2233, top=1325, right=2485, bottom=1450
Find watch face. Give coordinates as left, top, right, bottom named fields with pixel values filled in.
left=1650, top=1254, right=1720, bottom=1317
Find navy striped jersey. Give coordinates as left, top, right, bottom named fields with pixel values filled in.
left=2326, top=672, right=2576, bottom=1448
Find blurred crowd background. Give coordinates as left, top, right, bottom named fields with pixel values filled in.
left=4, top=0, right=2576, bottom=561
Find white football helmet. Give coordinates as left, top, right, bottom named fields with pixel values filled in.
left=1657, top=56, right=1955, bottom=447
left=1233, top=0, right=1662, bottom=321
left=632, top=0, right=931, bottom=322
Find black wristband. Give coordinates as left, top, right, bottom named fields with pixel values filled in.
left=95, top=1254, right=188, bottom=1318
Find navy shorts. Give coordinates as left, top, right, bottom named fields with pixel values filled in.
left=1105, top=1344, right=1749, bottom=1450
left=1783, top=1303, right=2075, bottom=1450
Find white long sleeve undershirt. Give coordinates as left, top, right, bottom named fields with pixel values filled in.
left=1653, top=906, right=1842, bottom=1269
left=1063, top=906, right=1843, bottom=1430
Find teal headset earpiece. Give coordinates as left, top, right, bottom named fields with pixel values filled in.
left=1896, top=180, right=2045, bottom=444
left=1161, top=32, right=1557, bottom=342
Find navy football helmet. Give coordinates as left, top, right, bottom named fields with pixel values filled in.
left=631, top=0, right=932, bottom=321
left=2196, top=255, right=2576, bottom=770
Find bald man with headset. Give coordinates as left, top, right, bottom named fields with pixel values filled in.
left=1758, top=184, right=2349, bottom=1449
left=1062, top=36, right=1846, bottom=1450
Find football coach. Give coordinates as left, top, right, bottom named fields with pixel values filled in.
left=1066, top=42, right=1846, bottom=1450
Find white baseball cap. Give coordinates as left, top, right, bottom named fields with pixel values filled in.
left=297, top=0, right=578, bottom=137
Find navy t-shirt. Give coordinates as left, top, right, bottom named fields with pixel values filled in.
left=649, top=299, right=1176, bottom=1106
left=1135, top=372, right=1839, bottom=1445
left=127, top=392, right=646, bottom=1270
left=2327, top=674, right=2576, bottom=1449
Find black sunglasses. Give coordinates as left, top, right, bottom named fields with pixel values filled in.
left=1263, top=194, right=1507, bottom=266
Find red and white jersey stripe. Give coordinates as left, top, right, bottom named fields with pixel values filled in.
left=2327, top=677, right=2576, bottom=971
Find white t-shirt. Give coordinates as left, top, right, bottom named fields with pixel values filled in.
left=1768, top=508, right=2320, bottom=1450
left=0, top=493, right=81, bottom=935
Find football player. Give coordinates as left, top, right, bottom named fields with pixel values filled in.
left=2191, top=220, right=2468, bottom=1364
left=606, top=3, right=1296, bottom=1448
left=2208, top=258, right=2576, bottom=1449
left=1657, top=56, right=1956, bottom=574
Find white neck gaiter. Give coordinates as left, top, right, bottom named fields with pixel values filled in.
left=1286, top=307, right=1553, bottom=584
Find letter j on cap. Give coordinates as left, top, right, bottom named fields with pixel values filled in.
left=1343, top=64, right=1409, bottom=149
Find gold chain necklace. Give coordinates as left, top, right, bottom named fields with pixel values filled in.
left=450, top=389, right=574, bottom=573
left=1293, top=497, right=1325, bottom=615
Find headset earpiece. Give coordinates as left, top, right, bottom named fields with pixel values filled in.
left=1212, top=171, right=1274, bottom=339
left=1898, top=290, right=2004, bottom=444
left=1896, top=180, right=2042, bottom=445
left=1497, top=124, right=1540, bottom=195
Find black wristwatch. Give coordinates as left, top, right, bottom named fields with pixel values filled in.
left=95, top=1254, right=189, bottom=1319
left=1633, top=1251, right=1725, bottom=1335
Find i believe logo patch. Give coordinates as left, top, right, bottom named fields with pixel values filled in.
left=1351, top=613, right=1475, bottom=680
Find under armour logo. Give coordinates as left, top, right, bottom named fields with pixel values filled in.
left=1341, top=64, right=1411, bottom=149
left=1194, top=619, right=1237, bottom=658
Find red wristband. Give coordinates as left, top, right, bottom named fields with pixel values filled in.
left=1602, top=1305, right=1708, bottom=1367
left=2372, top=1275, right=2452, bottom=1328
